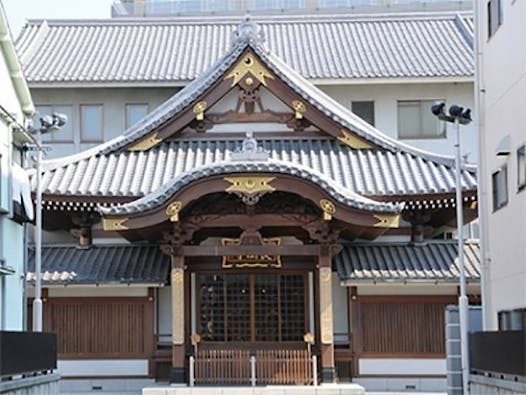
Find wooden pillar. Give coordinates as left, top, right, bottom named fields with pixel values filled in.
left=350, top=286, right=362, bottom=378
left=318, top=247, right=336, bottom=383
left=170, top=255, right=186, bottom=384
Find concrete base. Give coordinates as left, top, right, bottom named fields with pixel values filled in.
left=470, top=373, right=526, bottom=395
left=59, top=378, right=155, bottom=393
left=143, top=384, right=365, bottom=395
left=0, top=373, right=60, bottom=395
left=169, top=367, right=185, bottom=384
left=321, top=367, right=336, bottom=383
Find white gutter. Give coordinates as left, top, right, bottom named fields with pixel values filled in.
left=0, top=3, right=34, bottom=116
left=473, top=0, right=494, bottom=331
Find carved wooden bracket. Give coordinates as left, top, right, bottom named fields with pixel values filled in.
left=303, top=219, right=342, bottom=244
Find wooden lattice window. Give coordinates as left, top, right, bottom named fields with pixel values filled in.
left=199, top=274, right=306, bottom=342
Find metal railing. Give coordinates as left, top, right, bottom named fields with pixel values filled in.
left=111, top=0, right=473, bottom=18
left=190, top=349, right=317, bottom=386
left=470, top=330, right=526, bottom=378
left=0, top=331, right=57, bottom=377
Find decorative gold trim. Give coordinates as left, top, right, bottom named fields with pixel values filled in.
left=224, top=53, right=275, bottom=87
left=127, top=132, right=162, bottom=151
left=319, top=266, right=334, bottom=344
left=224, top=176, right=276, bottom=195
left=338, top=129, right=374, bottom=149
left=166, top=201, right=182, bottom=222
left=320, top=199, right=336, bottom=221
left=171, top=268, right=184, bottom=345
left=102, top=217, right=129, bottom=231
left=193, top=101, right=207, bottom=121
left=292, top=100, right=306, bottom=119
left=373, top=213, right=400, bottom=228
left=221, top=237, right=282, bottom=269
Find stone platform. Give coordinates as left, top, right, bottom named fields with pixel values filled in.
left=143, top=384, right=365, bottom=395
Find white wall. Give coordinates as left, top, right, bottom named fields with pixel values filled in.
left=30, top=87, right=176, bottom=158
left=320, top=82, right=477, bottom=162
left=478, top=0, right=526, bottom=327
left=30, top=81, right=477, bottom=163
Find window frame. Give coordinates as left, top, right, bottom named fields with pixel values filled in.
left=487, top=0, right=503, bottom=39
left=80, top=104, right=104, bottom=143
left=351, top=100, right=375, bottom=126
left=492, top=164, right=508, bottom=212
left=197, top=272, right=308, bottom=343
left=397, top=99, right=447, bottom=140
left=518, top=145, right=526, bottom=193
left=125, top=103, right=149, bottom=129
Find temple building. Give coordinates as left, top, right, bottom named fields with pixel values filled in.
left=27, top=17, right=480, bottom=393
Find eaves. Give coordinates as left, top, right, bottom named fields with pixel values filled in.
left=26, top=75, right=475, bottom=89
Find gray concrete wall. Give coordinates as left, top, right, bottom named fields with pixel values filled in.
left=0, top=373, right=60, bottom=395
left=470, top=374, right=526, bottom=395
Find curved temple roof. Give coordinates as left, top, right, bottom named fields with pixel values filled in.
left=34, top=18, right=477, bottom=212
left=16, top=13, right=474, bottom=85
left=99, top=160, right=402, bottom=217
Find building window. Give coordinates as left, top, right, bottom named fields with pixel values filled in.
left=321, top=0, right=349, bottom=7
left=492, top=165, right=508, bottom=211
left=488, top=0, right=503, bottom=38
left=352, top=101, right=375, bottom=126
left=397, top=100, right=446, bottom=139
left=251, top=0, right=304, bottom=9
left=80, top=105, right=103, bottom=142
left=199, top=274, right=305, bottom=342
left=498, top=308, right=525, bottom=330
left=126, top=104, right=148, bottom=128
left=33, top=105, right=74, bottom=142
left=518, top=145, right=526, bottom=192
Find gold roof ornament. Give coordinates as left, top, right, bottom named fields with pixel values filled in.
left=292, top=100, right=306, bottom=119
left=166, top=201, right=182, bottom=222
left=193, top=101, right=207, bottom=121
left=224, top=175, right=276, bottom=195
left=102, top=217, right=129, bottom=231
left=320, top=199, right=336, bottom=221
left=225, top=53, right=274, bottom=87
left=127, top=132, right=162, bottom=151
left=338, top=129, right=374, bottom=149
left=373, top=213, right=400, bottom=228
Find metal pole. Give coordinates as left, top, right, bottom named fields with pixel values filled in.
left=32, top=129, right=42, bottom=332
left=454, top=118, right=470, bottom=395
left=189, top=356, right=195, bottom=387
left=250, top=355, right=256, bottom=387
left=312, top=355, right=318, bottom=386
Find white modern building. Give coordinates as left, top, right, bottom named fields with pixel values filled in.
left=0, top=0, right=34, bottom=332
left=470, top=0, right=525, bottom=393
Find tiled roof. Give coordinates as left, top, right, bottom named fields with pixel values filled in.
left=38, top=138, right=477, bottom=201
left=27, top=245, right=170, bottom=285
left=100, top=160, right=402, bottom=216
left=16, top=12, right=474, bottom=85
left=335, top=240, right=480, bottom=283
left=27, top=241, right=479, bottom=285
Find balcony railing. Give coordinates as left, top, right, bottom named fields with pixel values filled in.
left=0, top=331, right=57, bottom=377
left=470, top=330, right=526, bottom=378
left=111, top=0, right=473, bottom=18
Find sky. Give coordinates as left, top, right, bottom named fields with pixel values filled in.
left=3, top=0, right=114, bottom=38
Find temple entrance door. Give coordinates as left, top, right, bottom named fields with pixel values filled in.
left=194, top=273, right=312, bottom=385
left=198, top=273, right=306, bottom=343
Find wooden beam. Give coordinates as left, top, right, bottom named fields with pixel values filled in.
left=180, top=244, right=321, bottom=257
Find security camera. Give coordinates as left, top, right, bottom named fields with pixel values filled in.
left=449, top=105, right=463, bottom=117
left=39, top=115, right=54, bottom=129
left=431, top=102, right=445, bottom=116
left=52, top=113, right=68, bottom=127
